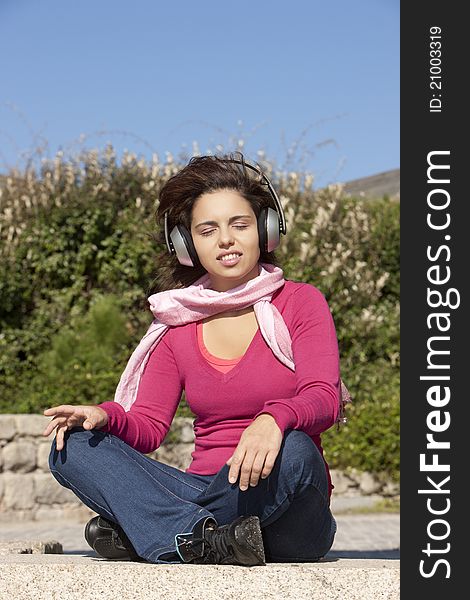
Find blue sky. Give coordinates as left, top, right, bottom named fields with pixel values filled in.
left=0, top=0, right=399, bottom=186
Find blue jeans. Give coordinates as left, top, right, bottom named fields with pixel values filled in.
left=48, top=427, right=337, bottom=564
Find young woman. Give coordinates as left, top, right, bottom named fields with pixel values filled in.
left=43, top=152, right=347, bottom=566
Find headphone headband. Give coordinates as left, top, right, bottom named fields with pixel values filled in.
left=225, top=159, right=286, bottom=235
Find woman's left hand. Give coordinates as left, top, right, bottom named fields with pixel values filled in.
left=226, top=414, right=283, bottom=491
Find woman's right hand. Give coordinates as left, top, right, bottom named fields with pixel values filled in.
left=42, top=404, right=109, bottom=451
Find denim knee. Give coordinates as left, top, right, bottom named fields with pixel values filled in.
left=48, top=426, right=106, bottom=474
left=280, top=430, right=326, bottom=483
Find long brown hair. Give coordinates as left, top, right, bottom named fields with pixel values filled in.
left=147, top=151, right=283, bottom=294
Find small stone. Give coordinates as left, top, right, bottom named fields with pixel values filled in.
left=330, top=469, right=357, bottom=495
left=358, top=471, right=382, bottom=495
left=382, top=481, right=400, bottom=497
left=2, top=473, right=35, bottom=509
left=0, top=540, right=63, bottom=555
left=0, top=416, right=16, bottom=441
left=37, top=440, right=54, bottom=471
left=34, top=473, right=79, bottom=504
left=179, top=422, right=195, bottom=443
left=14, top=414, right=50, bottom=437
left=2, top=441, right=36, bottom=472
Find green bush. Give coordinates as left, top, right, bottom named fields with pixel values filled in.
left=21, top=294, right=131, bottom=412
left=322, top=361, right=400, bottom=482
left=0, top=147, right=399, bottom=478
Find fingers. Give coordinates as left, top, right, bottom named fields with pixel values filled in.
left=42, top=406, right=82, bottom=437
left=42, top=415, right=68, bottom=437
left=43, top=405, right=76, bottom=416
left=228, top=449, right=245, bottom=487
left=42, top=405, right=101, bottom=442
left=260, top=450, right=277, bottom=480
left=55, top=424, right=69, bottom=451
left=228, top=449, right=278, bottom=491
left=230, top=449, right=259, bottom=492
left=227, top=416, right=282, bottom=491
left=238, top=450, right=263, bottom=491
left=249, top=453, right=266, bottom=487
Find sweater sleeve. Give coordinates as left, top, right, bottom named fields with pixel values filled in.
left=251, top=284, right=341, bottom=436
left=96, top=330, right=183, bottom=454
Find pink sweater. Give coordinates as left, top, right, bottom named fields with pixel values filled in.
left=97, top=280, right=341, bottom=496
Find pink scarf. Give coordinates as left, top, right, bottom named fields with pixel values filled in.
left=113, top=262, right=351, bottom=423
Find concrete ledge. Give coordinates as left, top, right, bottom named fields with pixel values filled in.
left=0, top=553, right=399, bottom=600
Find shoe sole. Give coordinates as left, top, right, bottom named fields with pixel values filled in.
left=234, top=516, right=266, bottom=566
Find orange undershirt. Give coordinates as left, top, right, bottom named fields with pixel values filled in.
left=196, top=320, right=242, bottom=374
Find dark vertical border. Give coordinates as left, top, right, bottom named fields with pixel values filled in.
left=401, top=3, right=465, bottom=596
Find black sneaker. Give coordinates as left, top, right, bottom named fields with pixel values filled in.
left=175, top=515, right=266, bottom=566
left=84, top=516, right=143, bottom=561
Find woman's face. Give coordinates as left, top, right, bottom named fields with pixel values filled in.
left=190, top=189, right=261, bottom=292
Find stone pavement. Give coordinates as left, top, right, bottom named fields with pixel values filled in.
left=0, top=511, right=399, bottom=560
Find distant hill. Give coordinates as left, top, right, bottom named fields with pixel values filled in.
left=339, top=168, right=400, bottom=201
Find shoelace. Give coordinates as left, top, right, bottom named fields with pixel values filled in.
left=111, top=528, right=127, bottom=550
left=111, top=524, right=140, bottom=560
left=202, top=525, right=236, bottom=564
left=189, top=525, right=235, bottom=564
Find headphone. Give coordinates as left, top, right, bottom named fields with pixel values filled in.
left=163, top=158, right=287, bottom=268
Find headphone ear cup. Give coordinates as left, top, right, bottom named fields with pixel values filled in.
left=257, top=207, right=268, bottom=254
left=265, top=206, right=281, bottom=252
left=179, top=224, right=201, bottom=267
left=169, top=224, right=201, bottom=268
left=258, top=206, right=281, bottom=253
